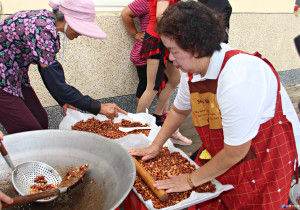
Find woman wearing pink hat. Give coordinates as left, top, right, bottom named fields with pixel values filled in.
left=0, top=0, right=126, bottom=134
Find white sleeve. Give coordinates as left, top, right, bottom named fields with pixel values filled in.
left=281, top=86, right=300, bottom=159
left=174, top=73, right=192, bottom=110
left=218, top=54, right=277, bottom=146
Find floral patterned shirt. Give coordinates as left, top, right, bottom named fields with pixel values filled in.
left=0, top=9, right=60, bottom=98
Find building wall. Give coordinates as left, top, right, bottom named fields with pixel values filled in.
left=1, top=0, right=300, bottom=107
left=229, top=0, right=294, bottom=13
left=2, top=0, right=296, bottom=13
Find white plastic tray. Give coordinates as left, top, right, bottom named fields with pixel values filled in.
left=59, top=109, right=234, bottom=209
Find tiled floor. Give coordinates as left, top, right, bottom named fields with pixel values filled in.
left=175, top=84, right=300, bottom=156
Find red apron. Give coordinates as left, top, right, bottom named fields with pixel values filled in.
left=190, top=50, right=298, bottom=209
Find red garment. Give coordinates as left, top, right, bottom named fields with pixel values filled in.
left=190, top=50, right=298, bottom=209
left=146, top=0, right=177, bottom=38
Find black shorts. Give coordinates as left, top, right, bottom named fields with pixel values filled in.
left=136, top=65, right=147, bottom=99
left=135, top=65, right=169, bottom=99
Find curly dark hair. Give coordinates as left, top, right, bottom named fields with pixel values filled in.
left=156, top=1, right=225, bottom=58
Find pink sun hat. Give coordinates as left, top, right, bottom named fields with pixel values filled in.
left=49, top=0, right=106, bottom=39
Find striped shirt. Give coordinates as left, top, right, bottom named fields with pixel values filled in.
left=128, top=0, right=149, bottom=66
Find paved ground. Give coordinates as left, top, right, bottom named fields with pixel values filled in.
left=175, top=84, right=300, bottom=157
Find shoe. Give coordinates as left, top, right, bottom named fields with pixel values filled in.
left=170, top=131, right=192, bottom=146
left=162, top=111, right=168, bottom=122
left=153, top=114, right=164, bottom=127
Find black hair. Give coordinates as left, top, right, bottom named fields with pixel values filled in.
left=53, top=9, right=64, bottom=21
left=156, top=1, right=225, bottom=58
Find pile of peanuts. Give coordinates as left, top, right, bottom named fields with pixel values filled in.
left=30, top=175, right=58, bottom=198
left=72, top=118, right=150, bottom=139
left=134, top=147, right=216, bottom=209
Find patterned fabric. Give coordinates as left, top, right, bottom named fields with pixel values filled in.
left=128, top=0, right=149, bottom=66
left=0, top=9, right=60, bottom=98
left=191, top=50, right=298, bottom=209
left=140, top=33, right=168, bottom=91
left=147, top=0, right=178, bottom=38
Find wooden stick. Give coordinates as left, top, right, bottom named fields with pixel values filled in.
left=132, top=156, right=168, bottom=201
left=2, top=189, right=60, bottom=208
left=0, top=141, right=8, bottom=156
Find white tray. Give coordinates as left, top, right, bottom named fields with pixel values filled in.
left=59, top=109, right=234, bottom=209
left=115, top=135, right=233, bottom=210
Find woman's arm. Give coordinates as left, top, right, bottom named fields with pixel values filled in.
left=154, top=140, right=252, bottom=193
left=156, top=0, right=171, bottom=21
left=152, top=105, right=190, bottom=149
left=39, top=62, right=127, bottom=119
left=121, top=7, right=138, bottom=36
left=128, top=105, right=191, bottom=160
left=190, top=141, right=252, bottom=187
left=121, top=6, right=145, bottom=41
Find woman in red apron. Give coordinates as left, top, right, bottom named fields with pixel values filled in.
left=128, top=1, right=300, bottom=209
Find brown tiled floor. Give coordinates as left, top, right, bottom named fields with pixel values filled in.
left=175, top=84, right=300, bottom=156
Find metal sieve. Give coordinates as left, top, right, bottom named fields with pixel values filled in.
left=0, top=141, right=62, bottom=202
left=12, top=161, right=62, bottom=202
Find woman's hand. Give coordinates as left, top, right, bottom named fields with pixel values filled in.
left=134, top=32, right=145, bottom=41
left=0, top=190, right=13, bottom=210
left=62, top=104, right=77, bottom=115
left=99, top=103, right=127, bottom=120
left=127, top=143, right=161, bottom=161
left=0, top=133, right=14, bottom=209
left=153, top=174, right=192, bottom=193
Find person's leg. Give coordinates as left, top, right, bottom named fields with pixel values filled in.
left=153, top=61, right=180, bottom=116
left=155, top=63, right=191, bottom=145
left=136, top=65, right=147, bottom=104
left=0, top=87, right=47, bottom=134
left=162, top=99, right=169, bottom=120
left=170, top=128, right=192, bottom=145
left=22, top=85, right=48, bottom=129
left=156, top=91, right=169, bottom=120
left=160, top=102, right=192, bottom=145
left=136, top=59, right=159, bottom=113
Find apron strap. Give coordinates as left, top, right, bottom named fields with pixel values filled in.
left=251, top=52, right=283, bottom=114
left=188, top=72, right=193, bottom=82
left=217, top=50, right=283, bottom=113
left=218, top=50, right=298, bottom=181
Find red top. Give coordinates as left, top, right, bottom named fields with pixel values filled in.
left=146, top=0, right=177, bottom=38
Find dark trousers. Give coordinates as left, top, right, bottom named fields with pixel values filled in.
left=136, top=65, right=147, bottom=99
left=0, top=85, right=48, bottom=134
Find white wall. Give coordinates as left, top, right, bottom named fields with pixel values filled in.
left=2, top=0, right=296, bottom=13
left=230, top=0, right=295, bottom=13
